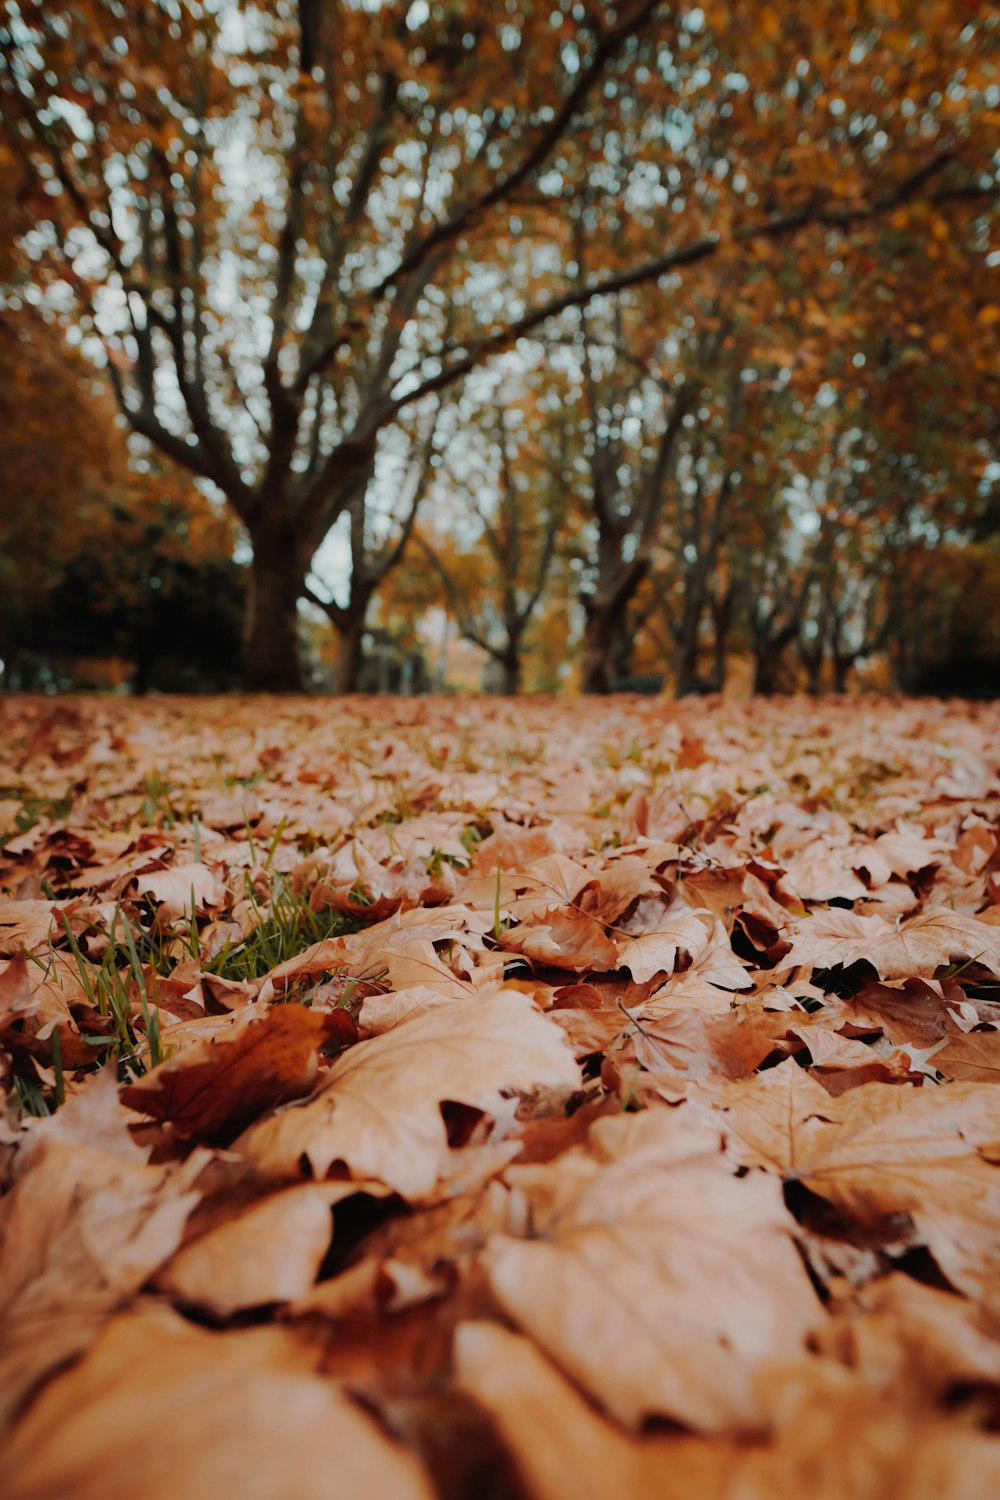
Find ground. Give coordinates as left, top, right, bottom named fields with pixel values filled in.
left=1, top=692, right=1000, bottom=1499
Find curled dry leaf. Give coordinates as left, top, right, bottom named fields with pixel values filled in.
left=122, top=1003, right=352, bottom=1142
left=499, top=906, right=619, bottom=972
left=155, top=1180, right=385, bottom=1318
left=239, top=989, right=581, bottom=1197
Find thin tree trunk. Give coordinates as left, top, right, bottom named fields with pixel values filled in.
left=243, top=538, right=305, bottom=692
left=674, top=636, right=701, bottom=697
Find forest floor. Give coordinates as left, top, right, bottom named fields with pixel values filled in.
left=1, top=692, right=1000, bottom=1498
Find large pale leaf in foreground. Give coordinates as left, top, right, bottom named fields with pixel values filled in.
left=485, top=1110, right=821, bottom=1432
left=0, top=1071, right=199, bottom=1427
left=455, top=1321, right=1000, bottom=1500
left=454, top=1321, right=726, bottom=1500
left=239, top=990, right=581, bottom=1197
left=0, top=1304, right=435, bottom=1500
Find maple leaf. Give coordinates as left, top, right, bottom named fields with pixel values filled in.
left=238, top=990, right=581, bottom=1197
left=132, top=861, right=227, bottom=920
left=932, top=1031, right=1000, bottom=1084
left=624, top=1006, right=780, bottom=1087
left=688, top=1060, right=840, bottom=1176
left=484, top=1109, right=821, bottom=1433
left=499, top=907, right=619, bottom=973
left=613, top=909, right=713, bottom=983
left=782, top=909, right=1000, bottom=980
left=709, top=1071, right=1000, bottom=1307
left=122, top=1003, right=349, bottom=1141
left=576, top=854, right=660, bottom=923
left=779, top=839, right=869, bottom=902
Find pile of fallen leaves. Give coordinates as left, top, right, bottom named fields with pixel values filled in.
left=2, top=692, right=1000, bottom=1498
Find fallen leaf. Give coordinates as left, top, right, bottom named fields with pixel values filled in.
left=0, top=1303, right=436, bottom=1500
left=485, top=1109, right=821, bottom=1432
left=783, top=910, right=1000, bottom=981
left=122, top=1003, right=342, bottom=1141
left=239, top=990, right=581, bottom=1196
left=500, top=907, right=619, bottom=972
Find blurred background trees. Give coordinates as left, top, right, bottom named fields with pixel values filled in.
left=0, top=1, right=996, bottom=696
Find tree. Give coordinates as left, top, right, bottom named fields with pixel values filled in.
left=0, top=302, right=126, bottom=671
left=25, top=486, right=245, bottom=693
left=304, top=407, right=442, bottom=692
left=417, top=391, right=568, bottom=694
left=4, top=2, right=993, bottom=692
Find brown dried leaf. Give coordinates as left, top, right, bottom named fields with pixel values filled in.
left=500, top=907, right=619, bottom=973
left=485, top=1109, right=821, bottom=1432
left=122, top=1003, right=344, bottom=1141
left=0, top=1304, right=436, bottom=1500
left=239, top=990, right=580, bottom=1196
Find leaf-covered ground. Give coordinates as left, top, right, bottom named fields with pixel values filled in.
left=2, top=693, right=1000, bottom=1498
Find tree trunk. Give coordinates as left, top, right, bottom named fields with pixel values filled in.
left=499, top=644, right=521, bottom=695
left=673, top=584, right=706, bottom=696
left=709, top=589, right=732, bottom=692
left=581, top=607, right=616, bottom=693
left=674, top=636, right=701, bottom=697
left=580, top=556, right=648, bottom=693
left=833, top=653, right=852, bottom=694
left=336, top=608, right=367, bottom=694
left=133, top=645, right=153, bottom=696
left=243, top=539, right=305, bottom=693
left=753, top=647, right=781, bottom=695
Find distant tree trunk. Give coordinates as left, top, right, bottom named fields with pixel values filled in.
left=673, top=634, right=701, bottom=697
left=581, top=559, right=648, bottom=694
left=499, top=645, right=521, bottom=695
left=753, top=646, right=788, bottom=695
left=243, top=532, right=306, bottom=693
left=708, top=584, right=732, bottom=692
left=335, top=609, right=367, bottom=694
left=581, top=606, right=616, bottom=693
left=133, top=646, right=153, bottom=697
left=798, top=631, right=824, bottom=694
left=832, top=651, right=852, bottom=694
